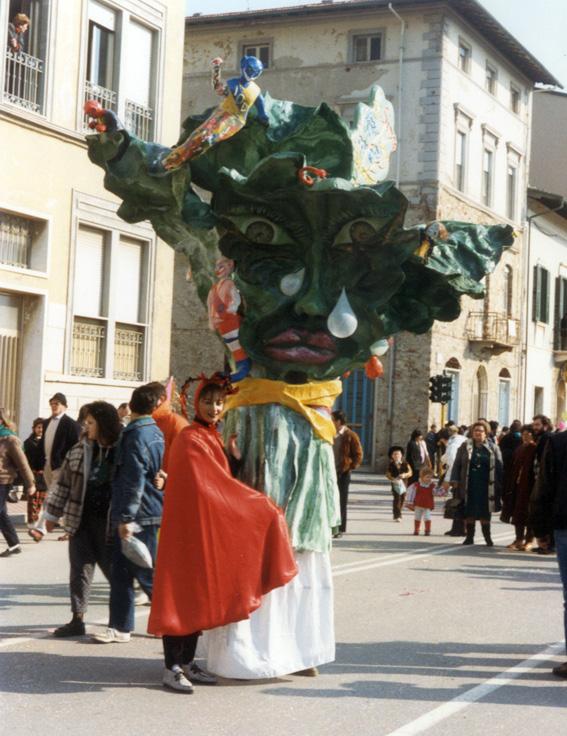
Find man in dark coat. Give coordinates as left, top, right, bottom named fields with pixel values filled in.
left=39, top=393, right=81, bottom=490
left=530, top=430, right=567, bottom=678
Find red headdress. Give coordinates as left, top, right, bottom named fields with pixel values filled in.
left=180, top=372, right=237, bottom=420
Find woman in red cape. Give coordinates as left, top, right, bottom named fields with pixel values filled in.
left=147, top=374, right=297, bottom=693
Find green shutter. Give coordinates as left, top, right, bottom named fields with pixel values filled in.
left=532, top=266, right=540, bottom=322
left=541, top=268, right=549, bottom=323
left=554, top=276, right=562, bottom=349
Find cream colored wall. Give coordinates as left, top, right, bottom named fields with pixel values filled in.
left=0, top=0, right=185, bottom=430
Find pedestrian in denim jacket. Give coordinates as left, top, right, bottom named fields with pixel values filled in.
left=92, top=385, right=164, bottom=644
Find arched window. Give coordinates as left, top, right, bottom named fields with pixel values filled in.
left=473, top=365, right=489, bottom=419
left=445, top=358, right=461, bottom=422
left=498, top=368, right=511, bottom=425
left=503, top=266, right=513, bottom=317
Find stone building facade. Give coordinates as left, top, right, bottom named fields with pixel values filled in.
left=180, top=0, right=559, bottom=466
left=0, top=0, right=185, bottom=431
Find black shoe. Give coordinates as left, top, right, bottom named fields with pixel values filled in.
left=0, top=546, right=22, bottom=557
left=481, top=524, right=494, bottom=547
left=552, top=661, right=567, bottom=678
left=53, top=619, right=86, bottom=637
left=462, top=537, right=474, bottom=545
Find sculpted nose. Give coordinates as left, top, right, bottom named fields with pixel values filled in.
left=293, top=281, right=328, bottom=317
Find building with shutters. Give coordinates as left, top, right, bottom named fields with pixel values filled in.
left=524, top=90, right=567, bottom=424
left=181, top=0, right=560, bottom=466
left=0, top=0, right=184, bottom=432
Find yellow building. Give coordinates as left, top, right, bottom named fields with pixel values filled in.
left=0, top=0, right=184, bottom=432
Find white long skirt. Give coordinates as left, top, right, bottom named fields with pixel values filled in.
left=204, top=550, right=335, bottom=679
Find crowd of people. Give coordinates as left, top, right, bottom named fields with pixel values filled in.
left=1, top=397, right=566, bottom=683
left=382, top=414, right=567, bottom=678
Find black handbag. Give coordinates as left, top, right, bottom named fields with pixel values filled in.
left=443, top=497, right=464, bottom=519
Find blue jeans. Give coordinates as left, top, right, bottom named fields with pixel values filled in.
left=0, top=484, right=20, bottom=548
left=554, top=529, right=567, bottom=654
left=109, top=525, right=158, bottom=633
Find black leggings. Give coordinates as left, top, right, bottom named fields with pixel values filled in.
left=162, top=633, right=200, bottom=669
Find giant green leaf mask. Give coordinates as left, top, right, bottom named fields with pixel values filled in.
left=86, top=85, right=514, bottom=381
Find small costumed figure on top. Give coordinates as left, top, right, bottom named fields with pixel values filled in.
left=207, top=256, right=252, bottom=381
left=163, top=55, right=269, bottom=170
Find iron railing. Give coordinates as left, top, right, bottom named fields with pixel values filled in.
left=71, top=318, right=106, bottom=377
left=0, top=212, right=33, bottom=269
left=113, top=323, right=144, bottom=381
left=466, top=312, right=520, bottom=347
left=83, top=80, right=117, bottom=131
left=125, top=99, right=153, bottom=140
left=3, top=49, right=44, bottom=113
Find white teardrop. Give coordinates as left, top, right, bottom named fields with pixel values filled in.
left=327, top=288, right=358, bottom=338
left=370, top=339, right=389, bottom=356
left=280, top=268, right=305, bottom=296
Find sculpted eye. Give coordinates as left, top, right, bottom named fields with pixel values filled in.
left=246, top=220, right=275, bottom=243
left=334, top=218, right=382, bottom=248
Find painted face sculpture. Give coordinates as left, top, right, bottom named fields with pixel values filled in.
left=217, top=174, right=416, bottom=381
left=86, top=83, right=514, bottom=382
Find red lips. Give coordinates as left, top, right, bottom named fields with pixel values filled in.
left=264, top=329, right=337, bottom=364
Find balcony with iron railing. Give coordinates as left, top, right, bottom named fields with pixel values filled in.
left=465, top=312, right=520, bottom=352
left=70, top=318, right=106, bottom=378
left=3, top=49, right=44, bottom=113
left=82, top=79, right=117, bottom=132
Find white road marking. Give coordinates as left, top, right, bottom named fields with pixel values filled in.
left=332, top=532, right=512, bottom=577
left=384, top=641, right=566, bottom=736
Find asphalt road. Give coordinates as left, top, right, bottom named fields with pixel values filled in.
left=1, top=473, right=565, bottom=735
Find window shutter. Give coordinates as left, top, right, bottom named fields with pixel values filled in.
left=532, top=265, right=540, bottom=322
left=115, top=237, right=143, bottom=323
left=554, top=276, right=563, bottom=349
left=74, top=227, right=105, bottom=317
left=541, top=268, right=549, bottom=323
left=124, top=21, right=153, bottom=106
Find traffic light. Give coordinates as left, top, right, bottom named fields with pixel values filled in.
left=438, top=374, right=452, bottom=405
left=429, top=375, right=441, bottom=402
left=428, top=374, right=453, bottom=404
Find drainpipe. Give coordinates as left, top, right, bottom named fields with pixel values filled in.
left=386, top=4, right=406, bottom=451
left=522, top=196, right=565, bottom=420
left=388, top=3, right=405, bottom=189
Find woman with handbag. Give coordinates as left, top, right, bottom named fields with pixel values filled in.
left=0, top=408, right=36, bottom=557
left=450, top=422, right=503, bottom=546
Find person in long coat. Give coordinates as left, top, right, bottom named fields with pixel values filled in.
left=406, top=429, right=431, bottom=484
left=501, top=424, right=537, bottom=550
left=451, top=421, right=503, bottom=546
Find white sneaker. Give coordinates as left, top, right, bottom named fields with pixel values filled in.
left=134, top=591, right=149, bottom=606
left=184, top=662, right=217, bottom=685
left=91, top=627, right=131, bottom=644
left=163, top=667, right=193, bottom=693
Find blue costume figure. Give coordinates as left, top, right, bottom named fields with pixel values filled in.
left=163, top=55, right=268, bottom=170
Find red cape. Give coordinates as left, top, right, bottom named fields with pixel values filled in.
left=147, top=421, right=297, bottom=636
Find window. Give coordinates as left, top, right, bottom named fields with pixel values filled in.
left=532, top=265, right=550, bottom=324
left=0, top=209, right=48, bottom=271
left=533, top=386, right=544, bottom=416
left=84, top=1, right=157, bottom=140
left=507, top=163, right=517, bottom=220
left=458, top=39, right=471, bottom=73
left=510, top=84, right=520, bottom=114
left=455, top=130, right=467, bottom=192
left=473, top=366, right=488, bottom=419
left=498, top=372, right=511, bottom=426
left=554, top=276, right=567, bottom=350
left=71, top=226, right=148, bottom=381
left=3, top=0, right=50, bottom=114
left=481, top=148, right=493, bottom=207
left=445, top=359, right=461, bottom=423
left=85, top=1, right=118, bottom=112
left=351, top=33, right=382, bottom=63
left=242, top=43, right=271, bottom=69
left=503, top=265, right=513, bottom=318
left=485, top=63, right=497, bottom=95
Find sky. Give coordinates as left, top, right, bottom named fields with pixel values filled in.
left=184, top=0, right=567, bottom=88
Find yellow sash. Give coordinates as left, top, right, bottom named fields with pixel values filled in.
left=224, top=377, right=342, bottom=444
